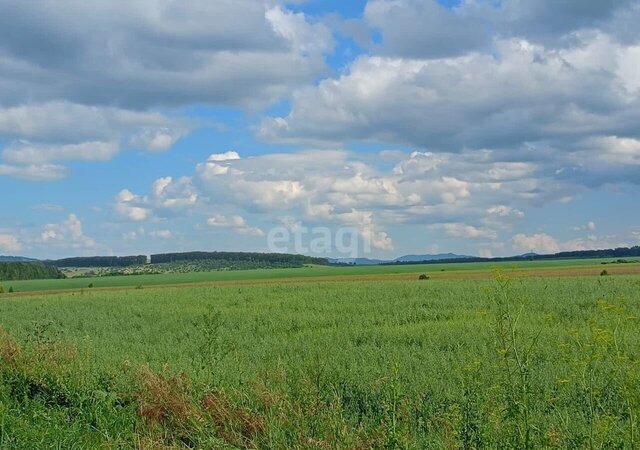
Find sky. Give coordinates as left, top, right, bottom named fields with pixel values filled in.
left=0, top=0, right=639, bottom=260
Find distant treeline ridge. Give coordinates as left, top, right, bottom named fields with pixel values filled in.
left=29, top=246, right=640, bottom=270
left=150, top=251, right=328, bottom=266
left=384, top=246, right=640, bottom=266
left=0, top=262, right=65, bottom=281
left=43, top=252, right=328, bottom=268
left=46, top=256, right=147, bottom=268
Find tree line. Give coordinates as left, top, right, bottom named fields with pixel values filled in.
left=385, top=246, right=640, bottom=265
left=40, top=252, right=328, bottom=269
left=46, top=256, right=147, bottom=268
left=0, top=262, right=66, bottom=281
left=150, top=251, right=328, bottom=266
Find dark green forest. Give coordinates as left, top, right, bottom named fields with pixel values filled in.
left=150, top=251, right=328, bottom=266
left=0, top=262, right=65, bottom=281
left=46, top=255, right=147, bottom=268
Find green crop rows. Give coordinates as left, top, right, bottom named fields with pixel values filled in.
left=3, top=257, right=635, bottom=293
left=1, top=275, right=639, bottom=448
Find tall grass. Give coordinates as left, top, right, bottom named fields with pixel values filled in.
left=1, top=277, right=639, bottom=448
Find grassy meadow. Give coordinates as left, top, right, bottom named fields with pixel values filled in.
left=1, top=274, right=639, bottom=448
left=3, top=257, right=639, bottom=293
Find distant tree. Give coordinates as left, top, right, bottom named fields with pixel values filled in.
left=418, top=274, right=430, bottom=280
left=600, top=270, right=609, bottom=276
left=0, top=285, right=4, bottom=294
left=8, top=286, right=13, bottom=293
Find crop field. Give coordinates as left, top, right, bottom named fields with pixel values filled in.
left=4, top=258, right=640, bottom=294
left=1, top=273, right=639, bottom=448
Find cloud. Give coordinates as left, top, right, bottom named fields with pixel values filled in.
left=573, top=221, right=597, bottom=232
left=364, top=0, right=490, bottom=59
left=0, top=163, right=67, bottom=181
left=123, top=227, right=145, bottom=241
left=237, top=227, right=265, bottom=237
left=32, top=203, right=64, bottom=212
left=41, top=214, right=96, bottom=249
left=114, top=177, right=197, bottom=222
left=0, top=1, right=333, bottom=182
left=361, top=0, right=638, bottom=58
left=562, top=234, right=629, bottom=252
left=513, top=230, right=633, bottom=255
left=123, top=227, right=175, bottom=241
left=149, top=229, right=173, bottom=239
left=512, top=233, right=561, bottom=254
left=0, top=102, right=188, bottom=145
left=0, top=1, right=332, bottom=109
left=487, top=205, right=525, bottom=219
left=206, top=215, right=264, bottom=237
left=429, top=223, right=497, bottom=240
left=118, top=147, right=578, bottom=253
left=263, top=33, right=640, bottom=151
left=114, top=190, right=151, bottom=222
left=207, top=151, right=241, bottom=162
left=0, top=102, right=192, bottom=180
left=207, top=215, right=248, bottom=228
left=107, top=143, right=640, bottom=255
left=3, top=141, right=119, bottom=165
left=151, top=177, right=198, bottom=211
left=129, top=129, right=186, bottom=152
left=486, top=0, right=639, bottom=44
left=0, top=234, right=21, bottom=252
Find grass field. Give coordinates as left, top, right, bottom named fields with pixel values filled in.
left=1, top=273, right=639, bottom=448
left=3, top=258, right=640, bottom=294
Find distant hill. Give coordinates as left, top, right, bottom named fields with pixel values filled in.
left=328, top=257, right=388, bottom=266
left=328, top=247, right=640, bottom=266
left=393, top=253, right=472, bottom=263
left=329, top=253, right=470, bottom=266
left=388, top=246, right=640, bottom=265
left=0, top=255, right=39, bottom=263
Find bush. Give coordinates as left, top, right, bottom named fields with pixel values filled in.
left=88, top=283, right=94, bottom=288
left=0, top=285, right=4, bottom=294
left=8, top=287, right=13, bottom=293
left=418, top=274, right=429, bottom=280
left=600, top=270, right=609, bottom=276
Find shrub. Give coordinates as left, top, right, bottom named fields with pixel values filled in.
left=418, top=274, right=429, bottom=280
left=8, top=287, right=13, bottom=293
left=600, top=269, right=609, bottom=276
left=0, top=285, right=4, bottom=294
left=88, top=283, right=94, bottom=288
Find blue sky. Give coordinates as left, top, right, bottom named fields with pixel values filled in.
left=0, top=0, right=639, bottom=259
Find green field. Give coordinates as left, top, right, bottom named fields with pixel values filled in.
left=3, top=258, right=638, bottom=293
left=1, top=274, right=639, bottom=448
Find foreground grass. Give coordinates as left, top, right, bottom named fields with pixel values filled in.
left=1, top=276, right=639, bottom=448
